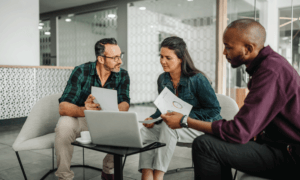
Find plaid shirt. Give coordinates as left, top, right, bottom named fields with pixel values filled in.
left=59, top=60, right=130, bottom=106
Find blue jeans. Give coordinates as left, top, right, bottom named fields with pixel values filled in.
left=192, top=134, right=299, bottom=180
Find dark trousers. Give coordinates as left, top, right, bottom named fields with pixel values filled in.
left=192, top=134, right=299, bottom=180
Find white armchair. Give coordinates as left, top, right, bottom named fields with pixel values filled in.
left=12, top=93, right=102, bottom=180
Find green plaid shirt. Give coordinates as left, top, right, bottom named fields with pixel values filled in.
left=59, top=60, right=130, bottom=106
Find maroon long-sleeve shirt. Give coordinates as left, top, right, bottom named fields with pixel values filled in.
left=212, top=46, right=300, bottom=144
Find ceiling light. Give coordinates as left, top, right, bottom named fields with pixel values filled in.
left=45, top=32, right=51, bottom=35
left=108, top=14, right=116, bottom=18
left=187, top=0, right=193, bottom=1
left=139, top=7, right=146, bottom=10
left=38, top=26, right=43, bottom=29
left=65, top=18, right=72, bottom=22
left=68, top=14, right=74, bottom=17
left=39, top=23, right=44, bottom=26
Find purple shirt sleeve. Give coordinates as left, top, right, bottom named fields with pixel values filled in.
left=212, top=68, right=287, bottom=144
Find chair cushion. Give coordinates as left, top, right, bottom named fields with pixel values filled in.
left=13, top=93, right=61, bottom=151
left=13, top=133, right=55, bottom=151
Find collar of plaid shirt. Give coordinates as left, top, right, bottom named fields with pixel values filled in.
left=89, top=60, right=120, bottom=79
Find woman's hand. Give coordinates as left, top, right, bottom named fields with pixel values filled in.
left=84, top=94, right=101, bottom=110
left=143, top=117, right=155, bottom=128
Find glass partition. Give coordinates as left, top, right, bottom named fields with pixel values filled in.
left=256, top=0, right=299, bottom=73
left=39, top=20, right=52, bottom=66
left=128, top=0, right=217, bottom=103
left=291, top=1, right=300, bottom=74
left=57, top=8, right=118, bottom=67
left=226, top=0, right=256, bottom=100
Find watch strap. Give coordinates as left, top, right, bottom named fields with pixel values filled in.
left=180, top=115, right=187, bottom=128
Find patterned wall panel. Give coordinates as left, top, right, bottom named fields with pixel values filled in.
left=0, top=68, right=36, bottom=119
left=128, top=1, right=216, bottom=104
left=0, top=68, right=72, bottom=120
left=36, top=68, right=72, bottom=100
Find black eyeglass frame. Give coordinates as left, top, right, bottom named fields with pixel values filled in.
left=101, top=52, right=124, bottom=62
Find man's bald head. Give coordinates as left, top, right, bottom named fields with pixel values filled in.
left=223, top=19, right=267, bottom=68
left=226, top=19, right=266, bottom=50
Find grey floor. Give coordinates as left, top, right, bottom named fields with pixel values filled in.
left=0, top=105, right=194, bottom=180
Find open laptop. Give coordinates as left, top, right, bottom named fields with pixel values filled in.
left=84, top=110, right=157, bottom=148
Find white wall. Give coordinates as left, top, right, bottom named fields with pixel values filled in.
left=0, top=0, right=39, bottom=66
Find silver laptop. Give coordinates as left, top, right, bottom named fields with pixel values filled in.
left=84, top=110, right=156, bottom=148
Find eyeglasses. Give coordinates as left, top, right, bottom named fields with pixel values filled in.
left=101, top=53, right=124, bottom=62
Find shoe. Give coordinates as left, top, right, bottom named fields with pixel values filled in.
left=101, top=172, right=114, bottom=180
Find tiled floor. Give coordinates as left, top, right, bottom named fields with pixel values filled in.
left=0, top=105, right=194, bottom=180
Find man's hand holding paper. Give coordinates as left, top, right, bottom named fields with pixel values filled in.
left=91, top=86, right=119, bottom=111
left=161, top=111, right=183, bottom=129
left=154, top=87, right=193, bottom=116
left=139, top=87, right=193, bottom=128
left=85, top=94, right=101, bottom=111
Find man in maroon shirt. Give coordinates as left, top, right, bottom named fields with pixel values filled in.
left=161, top=19, right=300, bottom=179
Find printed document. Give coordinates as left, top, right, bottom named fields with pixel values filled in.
left=139, top=87, right=193, bottom=124
left=91, top=86, right=119, bottom=111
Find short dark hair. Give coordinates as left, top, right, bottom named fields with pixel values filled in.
left=95, top=38, right=118, bottom=58
left=227, top=19, right=266, bottom=49
left=160, top=36, right=210, bottom=81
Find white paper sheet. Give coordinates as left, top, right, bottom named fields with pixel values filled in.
left=154, top=87, right=193, bottom=116
left=139, top=118, right=162, bottom=124
left=91, top=86, right=119, bottom=111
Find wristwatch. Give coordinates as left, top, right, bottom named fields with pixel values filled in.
left=180, top=115, right=188, bottom=128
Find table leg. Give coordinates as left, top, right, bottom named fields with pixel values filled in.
left=114, top=155, right=123, bottom=180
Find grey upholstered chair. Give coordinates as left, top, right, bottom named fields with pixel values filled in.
left=12, top=93, right=101, bottom=180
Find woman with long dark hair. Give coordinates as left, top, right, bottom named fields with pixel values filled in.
left=139, top=36, right=222, bottom=180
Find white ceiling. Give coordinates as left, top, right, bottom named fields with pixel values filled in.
left=133, top=0, right=254, bottom=20
left=39, top=0, right=108, bottom=14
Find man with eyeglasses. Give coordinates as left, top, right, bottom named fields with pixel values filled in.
left=55, top=38, right=130, bottom=180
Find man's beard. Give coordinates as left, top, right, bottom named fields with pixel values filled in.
left=104, top=62, right=121, bottom=72
left=228, top=53, right=245, bottom=68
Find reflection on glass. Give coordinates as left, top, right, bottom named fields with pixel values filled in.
left=39, top=20, right=53, bottom=66
left=57, top=8, right=118, bottom=67
left=128, top=0, right=217, bottom=103
left=278, top=1, right=293, bottom=66
left=292, top=1, right=300, bottom=74
left=226, top=0, right=256, bottom=100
